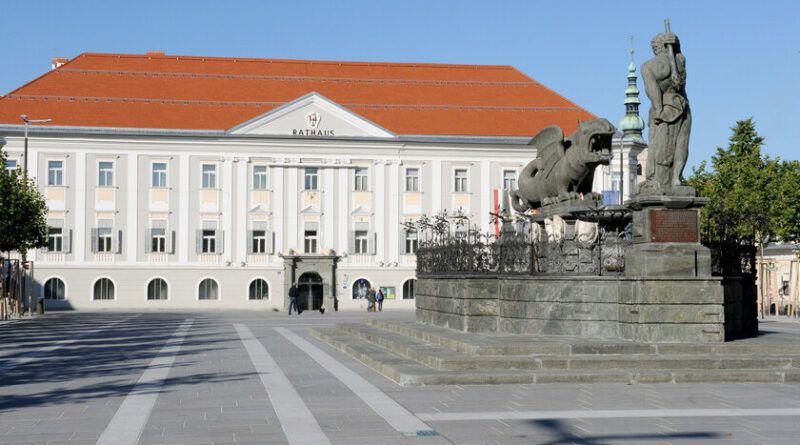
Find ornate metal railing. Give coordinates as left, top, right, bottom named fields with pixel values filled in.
left=410, top=210, right=631, bottom=277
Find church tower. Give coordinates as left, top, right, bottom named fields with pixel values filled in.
left=619, top=47, right=645, bottom=141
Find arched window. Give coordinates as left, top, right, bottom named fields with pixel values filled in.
left=147, top=278, right=168, bottom=300
left=93, top=278, right=115, bottom=300
left=198, top=278, right=219, bottom=300
left=403, top=278, right=416, bottom=300
left=352, top=278, right=371, bottom=299
left=249, top=279, right=269, bottom=300
left=44, top=278, right=65, bottom=300
left=636, top=163, right=643, bottom=176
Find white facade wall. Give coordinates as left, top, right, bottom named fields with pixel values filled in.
left=3, top=133, right=533, bottom=311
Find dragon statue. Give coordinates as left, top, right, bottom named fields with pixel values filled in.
left=511, top=118, right=616, bottom=211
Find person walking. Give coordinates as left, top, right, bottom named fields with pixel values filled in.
left=376, top=288, right=385, bottom=311
left=367, top=287, right=377, bottom=312
left=288, top=282, right=299, bottom=315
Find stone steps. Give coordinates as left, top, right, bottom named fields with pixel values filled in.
left=309, top=320, right=800, bottom=386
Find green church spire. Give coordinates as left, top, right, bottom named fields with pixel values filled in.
left=619, top=42, right=645, bottom=139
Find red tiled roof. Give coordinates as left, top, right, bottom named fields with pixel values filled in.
left=0, top=52, right=596, bottom=137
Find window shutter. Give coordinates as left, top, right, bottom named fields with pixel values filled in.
left=116, top=230, right=123, bottom=254
left=170, top=231, right=176, bottom=255
left=144, top=229, right=152, bottom=254
left=217, top=230, right=224, bottom=253
left=247, top=230, right=254, bottom=254
left=196, top=230, right=203, bottom=254
left=267, top=231, right=274, bottom=255
left=65, top=229, right=72, bottom=254
left=368, top=232, right=377, bottom=255
left=348, top=231, right=356, bottom=254
left=91, top=228, right=98, bottom=253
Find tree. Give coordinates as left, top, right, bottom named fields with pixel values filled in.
left=0, top=149, right=49, bottom=255
left=687, top=118, right=800, bottom=245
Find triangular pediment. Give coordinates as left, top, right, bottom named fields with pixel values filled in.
left=350, top=204, right=371, bottom=215
left=248, top=203, right=269, bottom=214
left=300, top=204, right=322, bottom=214
left=229, top=92, right=395, bottom=138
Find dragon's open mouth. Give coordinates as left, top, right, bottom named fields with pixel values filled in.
left=589, top=132, right=614, bottom=160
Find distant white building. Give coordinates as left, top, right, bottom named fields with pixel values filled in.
left=0, top=52, right=635, bottom=311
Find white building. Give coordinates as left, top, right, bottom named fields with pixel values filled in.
left=0, top=52, right=632, bottom=311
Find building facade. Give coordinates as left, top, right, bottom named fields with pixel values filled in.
left=0, top=52, right=635, bottom=311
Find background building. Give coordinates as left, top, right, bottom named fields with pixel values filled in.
left=0, top=52, right=636, bottom=310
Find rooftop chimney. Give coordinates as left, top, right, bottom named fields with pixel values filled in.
left=51, top=57, right=68, bottom=70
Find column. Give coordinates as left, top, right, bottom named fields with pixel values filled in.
left=178, top=154, right=190, bottom=263
left=286, top=167, right=299, bottom=251
left=480, top=160, right=491, bottom=233
left=374, top=161, right=386, bottom=260
left=273, top=166, right=284, bottom=256
left=388, top=161, right=400, bottom=262
left=431, top=159, right=442, bottom=215
left=223, top=157, right=234, bottom=263
left=126, top=154, right=138, bottom=263
left=236, top=159, right=248, bottom=264
left=323, top=167, right=335, bottom=250
left=74, top=151, right=86, bottom=263
left=337, top=167, right=349, bottom=255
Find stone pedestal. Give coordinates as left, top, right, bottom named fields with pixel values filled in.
left=621, top=194, right=726, bottom=342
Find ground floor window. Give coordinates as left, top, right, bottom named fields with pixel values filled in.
left=198, top=278, right=219, bottom=300
left=44, top=278, right=65, bottom=300
left=249, top=279, right=269, bottom=300
left=93, top=278, right=115, bottom=300
left=403, top=278, right=416, bottom=299
left=353, top=278, right=371, bottom=299
left=147, top=278, right=168, bottom=300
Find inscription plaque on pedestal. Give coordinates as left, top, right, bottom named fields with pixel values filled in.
left=650, top=209, right=699, bottom=242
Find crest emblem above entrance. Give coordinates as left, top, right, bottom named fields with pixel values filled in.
left=305, top=111, right=322, bottom=129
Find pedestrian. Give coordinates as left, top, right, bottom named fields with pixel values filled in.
left=367, top=287, right=377, bottom=312
left=288, top=282, right=299, bottom=315
left=376, top=288, right=384, bottom=311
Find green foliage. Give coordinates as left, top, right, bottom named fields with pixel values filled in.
left=0, top=149, right=49, bottom=254
left=689, top=118, right=799, bottom=244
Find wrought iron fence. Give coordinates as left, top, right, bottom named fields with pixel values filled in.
left=410, top=209, right=631, bottom=277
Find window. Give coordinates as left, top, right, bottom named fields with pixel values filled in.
left=47, top=227, right=63, bottom=252
left=97, top=228, right=113, bottom=252
left=152, top=162, right=167, bottom=187
left=5, top=159, right=17, bottom=173
left=151, top=228, right=167, bottom=253
left=405, top=168, right=419, bottom=192
left=354, top=167, right=368, bottom=191
left=636, top=163, right=643, bottom=176
left=611, top=171, right=621, bottom=192
left=93, top=278, right=115, bottom=300
left=44, top=278, right=65, bottom=300
left=503, top=170, right=517, bottom=191
left=147, top=278, right=168, bottom=300
left=48, top=160, right=63, bottom=186
left=304, top=167, right=318, bottom=190
left=354, top=230, right=369, bottom=254
left=202, top=164, right=217, bottom=189
left=253, top=165, right=268, bottom=190
left=403, top=279, right=417, bottom=300
left=98, top=161, right=114, bottom=187
left=202, top=230, right=216, bottom=253
left=249, top=279, right=269, bottom=300
left=198, top=278, right=218, bottom=300
left=304, top=230, right=318, bottom=254
left=252, top=230, right=267, bottom=254
left=404, top=229, right=418, bottom=254
left=454, top=169, right=468, bottom=192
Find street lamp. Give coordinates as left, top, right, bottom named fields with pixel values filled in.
left=20, top=114, right=53, bottom=180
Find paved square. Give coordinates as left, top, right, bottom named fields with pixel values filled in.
left=1, top=311, right=799, bottom=444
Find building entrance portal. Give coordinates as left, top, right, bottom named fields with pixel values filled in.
left=298, top=272, right=324, bottom=312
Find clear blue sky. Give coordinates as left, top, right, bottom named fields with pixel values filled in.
left=1, top=0, right=797, bottom=170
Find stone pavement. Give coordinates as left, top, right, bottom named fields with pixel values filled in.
left=1, top=310, right=799, bottom=445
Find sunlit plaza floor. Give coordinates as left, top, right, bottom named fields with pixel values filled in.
left=1, top=309, right=800, bottom=445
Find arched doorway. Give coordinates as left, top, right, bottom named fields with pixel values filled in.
left=298, top=272, right=323, bottom=311
left=352, top=278, right=371, bottom=300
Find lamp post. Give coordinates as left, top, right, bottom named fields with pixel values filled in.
left=21, top=114, right=53, bottom=180
left=19, top=114, right=52, bottom=317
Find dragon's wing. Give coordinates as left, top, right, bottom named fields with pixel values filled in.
left=528, top=125, right=565, bottom=161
